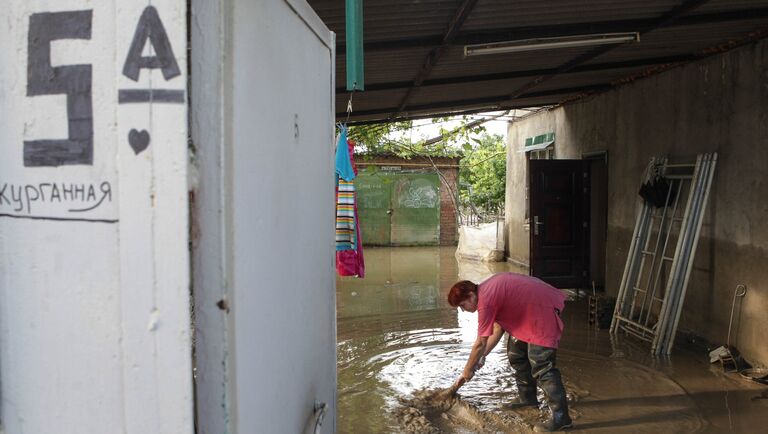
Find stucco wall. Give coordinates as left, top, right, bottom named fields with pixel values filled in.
left=506, top=38, right=768, bottom=366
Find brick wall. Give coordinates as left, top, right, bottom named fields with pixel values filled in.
left=438, top=168, right=459, bottom=245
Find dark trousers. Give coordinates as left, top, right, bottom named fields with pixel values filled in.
left=506, top=336, right=569, bottom=418
left=506, top=336, right=558, bottom=397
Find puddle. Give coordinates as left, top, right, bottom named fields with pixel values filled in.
left=337, top=247, right=768, bottom=433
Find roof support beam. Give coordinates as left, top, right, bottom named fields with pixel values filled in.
left=390, top=0, right=479, bottom=119
left=338, top=84, right=611, bottom=119
left=348, top=106, right=536, bottom=126
left=335, top=54, right=697, bottom=94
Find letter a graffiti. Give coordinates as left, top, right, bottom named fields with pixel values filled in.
left=122, top=6, right=180, bottom=81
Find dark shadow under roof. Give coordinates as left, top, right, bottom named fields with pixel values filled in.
left=307, top=0, right=768, bottom=125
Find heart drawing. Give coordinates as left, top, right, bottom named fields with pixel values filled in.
left=128, top=129, right=151, bottom=155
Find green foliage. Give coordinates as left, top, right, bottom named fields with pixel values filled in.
left=341, top=117, right=505, bottom=214
left=346, top=121, right=413, bottom=155
left=458, top=133, right=506, bottom=213
left=344, top=115, right=486, bottom=158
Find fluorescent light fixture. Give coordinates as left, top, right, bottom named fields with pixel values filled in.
left=464, top=32, right=640, bottom=56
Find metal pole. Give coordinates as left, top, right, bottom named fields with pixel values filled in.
left=626, top=157, right=667, bottom=334
left=656, top=153, right=708, bottom=354
left=664, top=153, right=717, bottom=354
left=643, top=176, right=686, bottom=330
left=660, top=153, right=711, bottom=354
left=652, top=154, right=702, bottom=354
left=636, top=179, right=676, bottom=328
left=611, top=159, right=657, bottom=333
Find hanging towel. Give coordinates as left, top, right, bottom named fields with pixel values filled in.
left=337, top=207, right=365, bottom=277
left=335, top=126, right=356, bottom=251
left=335, top=126, right=355, bottom=182
left=336, top=180, right=356, bottom=250
left=336, top=136, right=365, bottom=277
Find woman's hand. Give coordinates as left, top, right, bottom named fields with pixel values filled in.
left=460, top=367, right=475, bottom=383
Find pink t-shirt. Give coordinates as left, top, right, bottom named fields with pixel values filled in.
left=477, top=273, right=566, bottom=348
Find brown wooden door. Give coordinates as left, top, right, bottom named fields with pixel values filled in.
left=529, top=159, right=590, bottom=288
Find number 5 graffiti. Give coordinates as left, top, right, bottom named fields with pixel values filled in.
left=25, top=10, right=93, bottom=167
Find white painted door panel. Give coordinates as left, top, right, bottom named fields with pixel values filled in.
left=229, top=1, right=336, bottom=433
left=0, top=1, right=193, bottom=432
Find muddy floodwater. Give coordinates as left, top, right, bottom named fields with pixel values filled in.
left=337, top=247, right=768, bottom=433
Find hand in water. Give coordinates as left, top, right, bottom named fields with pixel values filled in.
left=459, top=368, right=474, bottom=383
left=452, top=376, right=467, bottom=392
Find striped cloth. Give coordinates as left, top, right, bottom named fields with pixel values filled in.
left=335, top=179, right=356, bottom=250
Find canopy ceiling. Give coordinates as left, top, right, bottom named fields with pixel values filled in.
left=307, top=0, right=768, bottom=125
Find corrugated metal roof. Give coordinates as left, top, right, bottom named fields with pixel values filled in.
left=339, top=47, right=435, bottom=85
left=307, top=0, right=768, bottom=124
left=463, top=0, right=680, bottom=30
left=697, top=0, right=768, bottom=14
left=408, top=77, right=533, bottom=105
left=430, top=46, right=597, bottom=79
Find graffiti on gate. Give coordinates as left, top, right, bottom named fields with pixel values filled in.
left=397, top=182, right=438, bottom=209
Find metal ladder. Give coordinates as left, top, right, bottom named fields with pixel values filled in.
left=610, top=153, right=717, bottom=355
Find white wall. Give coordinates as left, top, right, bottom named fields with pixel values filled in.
left=0, top=1, right=192, bottom=433
left=191, top=0, right=337, bottom=433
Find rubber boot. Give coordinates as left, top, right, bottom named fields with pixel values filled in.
left=507, top=337, right=540, bottom=409
left=508, top=372, right=539, bottom=408
left=533, top=370, right=572, bottom=432
left=507, top=390, right=539, bottom=409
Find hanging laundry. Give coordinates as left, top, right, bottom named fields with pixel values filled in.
left=335, top=126, right=355, bottom=182
left=335, top=126, right=356, bottom=251
left=336, top=179, right=356, bottom=250
left=335, top=126, right=365, bottom=277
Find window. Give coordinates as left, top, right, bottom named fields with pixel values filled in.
left=529, top=147, right=554, bottom=160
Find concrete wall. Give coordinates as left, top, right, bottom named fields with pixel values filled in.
left=506, top=38, right=768, bottom=366
left=0, top=1, right=193, bottom=433
left=191, top=0, right=337, bottom=433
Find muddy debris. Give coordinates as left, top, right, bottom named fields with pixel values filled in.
left=394, top=404, right=439, bottom=434
left=394, top=388, right=456, bottom=433
left=395, top=388, right=525, bottom=433
left=406, top=387, right=459, bottom=411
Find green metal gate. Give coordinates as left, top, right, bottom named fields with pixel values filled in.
left=356, top=173, right=392, bottom=245
left=356, top=172, right=440, bottom=246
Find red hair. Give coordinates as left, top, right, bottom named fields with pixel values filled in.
left=447, top=280, right=478, bottom=307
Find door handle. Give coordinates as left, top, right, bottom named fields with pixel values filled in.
left=313, top=401, right=327, bottom=434
left=533, top=215, right=543, bottom=236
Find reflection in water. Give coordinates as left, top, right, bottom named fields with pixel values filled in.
left=337, top=247, right=515, bottom=433
left=337, top=247, right=767, bottom=433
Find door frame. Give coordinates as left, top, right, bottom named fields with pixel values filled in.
left=583, top=151, right=609, bottom=291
